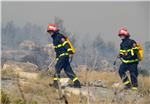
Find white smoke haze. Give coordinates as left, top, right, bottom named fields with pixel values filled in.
left=1, top=1, right=150, bottom=69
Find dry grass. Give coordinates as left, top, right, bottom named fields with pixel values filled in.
left=77, top=70, right=120, bottom=87
left=1, top=66, right=150, bottom=104
left=1, top=90, right=11, bottom=104
left=76, top=69, right=150, bottom=104
left=77, top=69, right=150, bottom=90
left=1, top=67, right=16, bottom=78
left=23, top=69, right=150, bottom=104
left=138, top=75, right=150, bottom=96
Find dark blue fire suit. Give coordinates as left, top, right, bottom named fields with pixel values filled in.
left=119, top=37, right=139, bottom=90
left=50, top=31, right=81, bottom=88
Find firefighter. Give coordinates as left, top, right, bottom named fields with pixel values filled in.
left=118, top=28, right=139, bottom=91
left=47, top=24, right=81, bottom=88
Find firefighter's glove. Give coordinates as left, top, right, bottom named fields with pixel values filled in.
left=69, top=54, right=73, bottom=58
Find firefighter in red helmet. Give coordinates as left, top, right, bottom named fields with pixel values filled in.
left=47, top=24, right=81, bottom=88
left=118, top=28, right=139, bottom=91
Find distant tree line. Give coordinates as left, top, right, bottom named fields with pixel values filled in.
left=2, top=21, right=47, bottom=50
left=2, top=17, right=150, bottom=70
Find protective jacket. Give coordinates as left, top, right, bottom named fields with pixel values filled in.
left=120, top=37, right=139, bottom=64
left=51, top=31, right=73, bottom=59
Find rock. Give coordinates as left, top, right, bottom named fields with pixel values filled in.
left=3, top=61, right=23, bottom=72
left=19, top=40, right=37, bottom=50
left=18, top=71, right=39, bottom=80
left=60, top=78, right=70, bottom=87
left=2, top=61, right=38, bottom=72
left=64, top=86, right=114, bottom=100
left=88, top=80, right=107, bottom=88
left=2, top=61, right=39, bottom=80
left=65, top=87, right=88, bottom=96
left=112, top=82, right=122, bottom=88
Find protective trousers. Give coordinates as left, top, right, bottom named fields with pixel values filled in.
left=119, top=63, right=138, bottom=90
left=53, top=56, right=81, bottom=88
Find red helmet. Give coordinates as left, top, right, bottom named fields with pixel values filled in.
left=118, top=28, right=130, bottom=36
left=47, top=24, right=59, bottom=32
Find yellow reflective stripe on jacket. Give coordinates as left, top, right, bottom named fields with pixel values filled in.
left=132, top=47, right=139, bottom=49
left=120, top=47, right=138, bottom=53
left=56, top=53, right=69, bottom=60
left=62, top=41, right=68, bottom=46
left=59, top=53, right=69, bottom=57
left=121, top=59, right=139, bottom=63
left=54, top=41, right=68, bottom=49
left=120, top=50, right=127, bottom=53
left=120, top=49, right=132, bottom=52
left=54, top=44, right=63, bottom=48
left=123, top=80, right=130, bottom=85
left=131, top=49, right=134, bottom=56
left=67, top=48, right=73, bottom=52
left=73, top=77, right=78, bottom=82
left=131, top=47, right=138, bottom=56
left=120, top=47, right=138, bottom=56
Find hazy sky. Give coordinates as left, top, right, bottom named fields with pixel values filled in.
left=2, top=1, right=150, bottom=46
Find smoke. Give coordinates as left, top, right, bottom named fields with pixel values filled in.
left=2, top=18, right=150, bottom=70
left=2, top=21, right=48, bottom=50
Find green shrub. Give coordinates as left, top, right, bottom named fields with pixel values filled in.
left=15, top=99, right=26, bottom=104
left=15, top=99, right=38, bottom=104
left=139, top=68, right=150, bottom=76
left=1, top=90, right=11, bottom=104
